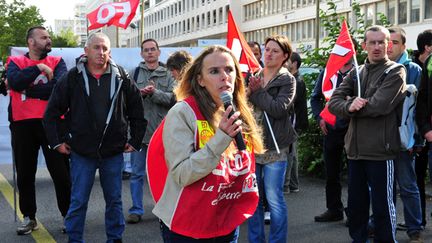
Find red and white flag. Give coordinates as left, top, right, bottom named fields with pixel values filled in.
left=226, top=10, right=261, bottom=76
left=320, top=20, right=355, bottom=126
left=87, top=0, right=140, bottom=30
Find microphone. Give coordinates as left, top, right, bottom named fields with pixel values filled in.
left=219, top=91, right=246, bottom=151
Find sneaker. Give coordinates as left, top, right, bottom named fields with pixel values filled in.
left=314, top=210, right=343, bottom=222
left=397, top=222, right=408, bottom=231
left=17, top=217, right=38, bottom=235
left=264, top=211, right=271, bottom=225
left=122, top=171, right=131, bottom=180
left=126, top=214, right=142, bottom=224
left=290, top=188, right=300, bottom=193
left=409, top=232, right=424, bottom=243
left=61, top=218, right=66, bottom=234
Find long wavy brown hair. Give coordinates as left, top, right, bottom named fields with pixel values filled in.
left=175, top=45, right=264, bottom=154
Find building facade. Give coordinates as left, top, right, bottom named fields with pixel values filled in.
left=135, top=0, right=432, bottom=51
left=54, top=19, right=74, bottom=35
left=74, top=3, right=88, bottom=46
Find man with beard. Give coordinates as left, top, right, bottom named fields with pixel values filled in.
left=6, top=26, right=71, bottom=235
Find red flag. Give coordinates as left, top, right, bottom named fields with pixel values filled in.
left=226, top=10, right=261, bottom=75
left=320, top=20, right=355, bottom=125
left=87, top=0, right=140, bottom=30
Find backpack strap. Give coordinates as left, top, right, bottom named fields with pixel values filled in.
left=133, top=66, right=140, bottom=81
left=377, top=63, right=405, bottom=86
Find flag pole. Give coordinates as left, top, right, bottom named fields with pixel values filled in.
left=352, top=54, right=361, bottom=98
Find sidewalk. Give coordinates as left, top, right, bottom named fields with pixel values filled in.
left=0, top=164, right=431, bottom=242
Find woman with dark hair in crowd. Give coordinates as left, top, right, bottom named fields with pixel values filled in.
left=247, top=35, right=296, bottom=243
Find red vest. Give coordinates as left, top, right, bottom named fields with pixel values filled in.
left=8, top=55, right=61, bottom=121
left=147, top=96, right=259, bottom=239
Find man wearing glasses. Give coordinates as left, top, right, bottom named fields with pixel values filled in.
left=329, top=25, right=407, bottom=243
left=126, top=39, right=175, bottom=224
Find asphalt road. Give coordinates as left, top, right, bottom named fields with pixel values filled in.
left=1, top=164, right=432, bottom=243
left=0, top=97, right=432, bottom=242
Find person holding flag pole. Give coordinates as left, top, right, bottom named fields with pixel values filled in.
left=328, top=25, right=407, bottom=243
left=311, top=20, right=354, bottom=223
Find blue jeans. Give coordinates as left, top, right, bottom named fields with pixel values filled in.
left=160, top=221, right=239, bottom=242
left=394, top=151, right=423, bottom=235
left=128, top=145, right=147, bottom=216
left=65, top=152, right=125, bottom=243
left=248, top=161, right=288, bottom=243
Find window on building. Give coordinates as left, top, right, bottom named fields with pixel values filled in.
left=225, top=5, right=229, bottom=23
left=207, top=12, right=211, bottom=27
left=388, top=0, right=396, bottom=24
left=366, top=4, right=374, bottom=26
left=410, top=0, right=420, bottom=23
left=398, top=0, right=407, bottom=24
left=213, top=9, right=217, bottom=25
left=308, top=19, right=313, bottom=39
left=219, top=7, right=223, bottom=24
left=425, top=0, right=432, bottom=19
left=296, top=22, right=301, bottom=41
left=185, top=19, right=188, bottom=32
left=376, top=1, right=385, bottom=25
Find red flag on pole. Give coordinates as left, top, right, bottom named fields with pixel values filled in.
left=87, top=0, right=140, bottom=30
left=226, top=10, right=261, bottom=75
left=320, top=20, right=355, bottom=126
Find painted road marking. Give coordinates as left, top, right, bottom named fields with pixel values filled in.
left=0, top=172, right=56, bottom=243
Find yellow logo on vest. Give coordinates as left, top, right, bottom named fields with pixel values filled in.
left=197, top=120, right=214, bottom=148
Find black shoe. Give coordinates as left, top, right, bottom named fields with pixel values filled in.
left=397, top=222, right=408, bottom=231
left=314, top=210, right=343, bottom=222
left=122, top=171, right=131, bottom=180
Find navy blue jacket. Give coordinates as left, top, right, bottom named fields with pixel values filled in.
left=310, top=70, right=349, bottom=131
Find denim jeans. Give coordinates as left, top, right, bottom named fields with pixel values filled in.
left=160, top=221, right=239, bottom=243
left=248, top=161, right=288, bottom=243
left=128, top=145, right=147, bottom=216
left=394, top=150, right=423, bottom=235
left=65, top=152, right=125, bottom=243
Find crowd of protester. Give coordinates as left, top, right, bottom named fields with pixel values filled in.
left=3, top=24, right=432, bottom=243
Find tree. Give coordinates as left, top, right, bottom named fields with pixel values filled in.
left=49, top=28, right=79, bottom=47
left=0, top=0, right=45, bottom=62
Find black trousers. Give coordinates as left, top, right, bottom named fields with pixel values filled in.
left=323, top=128, right=347, bottom=213
left=415, top=144, right=429, bottom=227
left=10, top=119, right=71, bottom=218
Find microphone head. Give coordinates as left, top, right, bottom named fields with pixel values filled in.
left=219, top=91, right=232, bottom=105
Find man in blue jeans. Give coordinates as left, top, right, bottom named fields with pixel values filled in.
left=387, top=26, right=424, bottom=242
left=126, top=38, right=175, bottom=224
left=43, top=32, right=145, bottom=243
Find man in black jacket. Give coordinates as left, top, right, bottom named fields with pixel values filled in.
left=43, top=32, right=145, bottom=243
left=414, top=29, right=432, bottom=230
left=284, top=52, right=308, bottom=193
left=311, top=59, right=352, bottom=222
